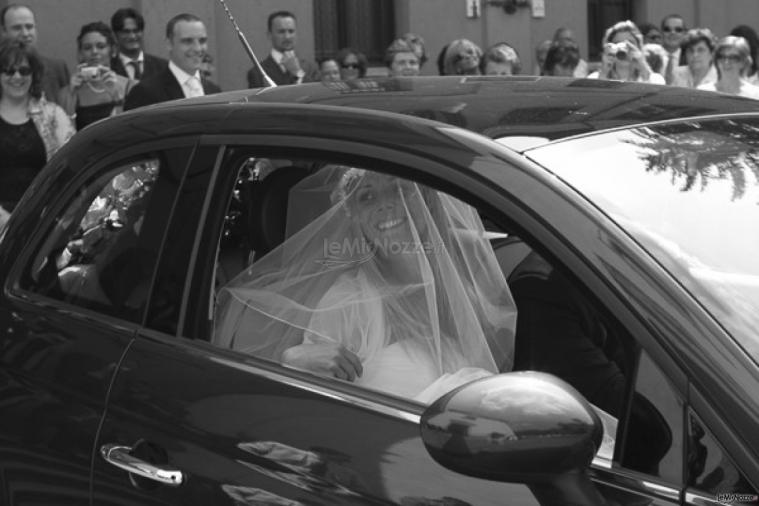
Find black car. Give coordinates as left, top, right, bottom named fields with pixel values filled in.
left=1, top=76, right=758, bottom=505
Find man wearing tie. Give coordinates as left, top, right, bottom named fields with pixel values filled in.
left=247, top=11, right=319, bottom=88
left=124, top=13, right=220, bottom=111
left=110, top=8, right=167, bottom=81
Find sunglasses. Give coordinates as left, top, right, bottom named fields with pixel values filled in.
left=1, top=66, right=32, bottom=77
left=717, top=54, right=743, bottom=63
left=663, top=26, right=684, bottom=33
left=341, top=63, right=359, bottom=69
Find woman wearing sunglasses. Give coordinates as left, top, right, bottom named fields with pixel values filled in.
left=336, top=48, right=367, bottom=81
left=698, top=36, right=759, bottom=99
left=0, top=38, right=74, bottom=221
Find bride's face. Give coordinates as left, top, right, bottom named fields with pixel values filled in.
left=350, top=174, right=427, bottom=256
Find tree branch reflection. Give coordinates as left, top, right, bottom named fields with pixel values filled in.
left=624, top=120, right=759, bottom=201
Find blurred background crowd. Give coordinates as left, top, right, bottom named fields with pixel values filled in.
left=3, top=0, right=759, bottom=220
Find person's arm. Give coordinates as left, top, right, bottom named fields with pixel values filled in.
left=50, top=103, right=76, bottom=150
left=281, top=273, right=369, bottom=381
left=510, top=269, right=626, bottom=416
left=281, top=342, right=363, bottom=381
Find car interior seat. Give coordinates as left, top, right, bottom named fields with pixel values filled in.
left=248, top=166, right=311, bottom=261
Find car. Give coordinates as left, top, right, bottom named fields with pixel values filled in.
left=1, top=76, right=758, bottom=505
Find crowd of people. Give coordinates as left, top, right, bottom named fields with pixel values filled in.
left=2, top=3, right=759, bottom=222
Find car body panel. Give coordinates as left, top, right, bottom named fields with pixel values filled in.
left=173, top=76, right=759, bottom=144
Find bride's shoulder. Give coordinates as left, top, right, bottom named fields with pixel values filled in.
left=319, top=268, right=378, bottom=305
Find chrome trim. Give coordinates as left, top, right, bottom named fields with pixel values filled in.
left=100, top=444, right=184, bottom=486
left=684, top=490, right=719, bottom=505
left=591, top=455, right=612, bottom=469
left=208, top=355, right=423, bottom=424
left=590, top=467, right=680, bottom=503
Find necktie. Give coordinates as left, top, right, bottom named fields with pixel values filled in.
left=185, top=76, right=203, bottom=98
left=128, top=60, right=142, bottom=80
left=665, top=52, right=675, bottom=85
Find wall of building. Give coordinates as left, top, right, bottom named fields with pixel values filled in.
left=635, top=0, right=759, bottom=36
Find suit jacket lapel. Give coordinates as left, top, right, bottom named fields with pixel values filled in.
left=262, top=55, right=294, bottom=85
left=144, top=54, right=167, bottom=78
left=111, top=57, right=128, bottom=78
left=162, top=68, right=185, bottom=100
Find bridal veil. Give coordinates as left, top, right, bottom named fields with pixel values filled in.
left=213, top=165, right=517, bottom=399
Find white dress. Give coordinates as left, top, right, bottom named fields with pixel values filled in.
left=305, top=269, right=492, bottom=403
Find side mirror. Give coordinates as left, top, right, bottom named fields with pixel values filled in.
left=420, top=371, right=602, bottom=485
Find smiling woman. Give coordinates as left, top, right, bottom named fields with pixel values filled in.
left=699, top=35, right=759, bottom=99
left=0, top=38, right=73, bottom=220
left=213, top=165, right=517, bottom=403
left=58, top=22, right=135, bottom=130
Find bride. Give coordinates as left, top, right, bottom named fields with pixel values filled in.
left=213, top=165, right=517, bottom=404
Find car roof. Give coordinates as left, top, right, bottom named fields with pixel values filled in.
left=164, top=75, right=759, bottom=144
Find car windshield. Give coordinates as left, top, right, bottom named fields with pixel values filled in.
left=528, top=117, right=759, bottom=363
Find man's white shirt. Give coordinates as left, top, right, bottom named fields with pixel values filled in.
left=169, top=60, right=204, bottom=98
left=119, top=51, right=144, bottom=80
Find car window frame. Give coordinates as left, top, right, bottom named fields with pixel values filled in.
left=7, top=136, right=199, bottom=329
left=160, top=133, right=692, bottom=496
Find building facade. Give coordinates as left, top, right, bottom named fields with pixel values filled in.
left=7, top=0, right=759, bottom=92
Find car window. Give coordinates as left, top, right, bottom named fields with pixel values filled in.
left=20, top=153, right=183, bottom=324
left=621, top=350, right=683, bottom=482
left=529, top=119, right=759, bottom=363
left=177, top=148, right=691, bottom=489
left=687, top=411, right=758, bottom=499
left=189, top=155, right=518, bottom=405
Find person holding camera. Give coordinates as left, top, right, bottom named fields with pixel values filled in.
left=58, top=22, right=134, bottom=130
left=588, top=20, right=665, bottom=84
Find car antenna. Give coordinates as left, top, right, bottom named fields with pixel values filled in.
left=216, top=0, right=277, bottom=88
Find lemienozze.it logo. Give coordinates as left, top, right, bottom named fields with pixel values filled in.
left=716, top=492, right=759, bottom=505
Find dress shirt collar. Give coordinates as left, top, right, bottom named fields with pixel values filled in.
left=119, top=51, right=144, bottom=66
left=169, top=60, right=203, bottom=97
left=270, top=48, right=286, bottom=65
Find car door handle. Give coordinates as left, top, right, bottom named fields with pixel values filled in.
left=100, top=444, right=184, bottom=486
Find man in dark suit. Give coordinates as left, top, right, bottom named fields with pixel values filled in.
left=247, top=10, right=319, bottom=88
left=1, top=4, right=69, bottom=105
left=124, top=13, right=220, bottom=111
left=110, top=8, right=167, bottom=81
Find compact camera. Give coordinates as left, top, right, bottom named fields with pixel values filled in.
left=605, top=42, right=629, bottom=60
left=79, top=65, right=102, bottom=81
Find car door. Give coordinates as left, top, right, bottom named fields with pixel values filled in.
left=90, top=129, right=705, bottom=505
left=92, top=139, right=547, bottom=505
left=0, top=141, right=193, bottom=505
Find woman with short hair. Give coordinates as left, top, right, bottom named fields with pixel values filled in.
left=480, top=42, right=521, bottom=76
left=698, top=35, right=759, bottom=99
left=671, top=28, right=717, bottom=89
left=384, top=39, right=420, bottom=77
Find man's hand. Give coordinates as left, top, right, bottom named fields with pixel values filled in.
left=281, top=342, right=363, bottom=381
left=281, top=51, right=303, bottom=76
